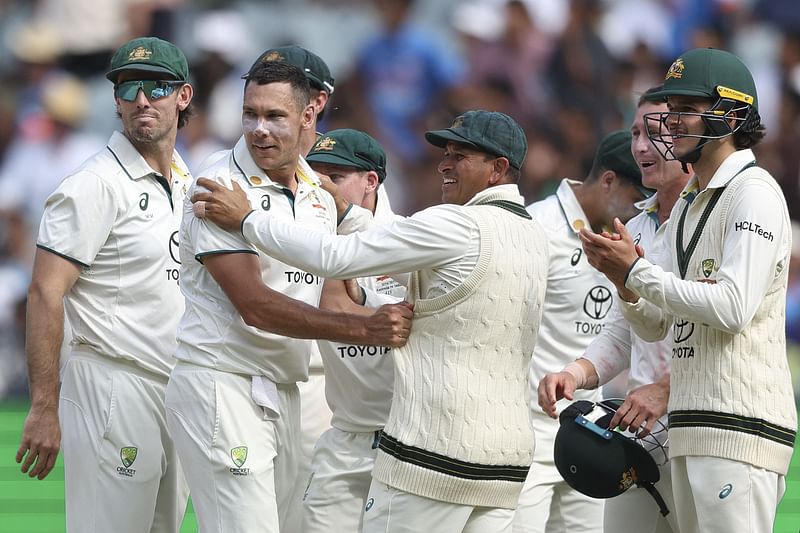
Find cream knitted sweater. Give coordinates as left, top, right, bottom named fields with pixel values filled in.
left=665, top=168, right=796, bottom=475
left=372, top=201, right=549, bottom=509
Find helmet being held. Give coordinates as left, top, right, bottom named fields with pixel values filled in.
left=553, top=399, right=670, bottom=517
left=643, top=48, right=760, bottom=170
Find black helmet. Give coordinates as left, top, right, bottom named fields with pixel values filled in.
left=553, top=399, right=670, bottom=517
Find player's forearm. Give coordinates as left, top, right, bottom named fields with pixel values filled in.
left=238, top=292, right=376, bottom=345
left=24, top=288, right=64, bottom=409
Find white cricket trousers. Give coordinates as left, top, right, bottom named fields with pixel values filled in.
left=670, top=455, right=785, bottom=533
left=362, top=479, right=515, bottom=533
left=165, top=362, right=302, bottom=533
left=603, top=461, right=678, bottom=533
left=60, top=349, right=188, bottom=533
left=302, top=426, right=382, bottom=533
left=297, top=366, right=333, bottom=496
left=512, top=411, right=603, bottom=533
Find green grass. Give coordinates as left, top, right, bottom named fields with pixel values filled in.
left=0, top=400, right=798, bottom=532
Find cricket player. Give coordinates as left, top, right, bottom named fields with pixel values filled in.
left=581, top=48, right=797, bottom=533
left=513, top=130, right=649, bottom=533
left=300, top=128, right=406, bottom=533
left=538, top=86, right=689, bottom=533
left=194, top=109, right=549, bottom=533
left=16, top=37, right=194, bottom=532
left=246, top=43, right=339, bottom=500
left=164, top=60, right=411, bottom=533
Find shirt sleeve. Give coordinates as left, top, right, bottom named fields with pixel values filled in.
left=626, top=178, right=789, bottom=334
left=337, top=203, right=373, bottom=235
left=36, top=170, right=117, bottom=267
left=191, top=176, right=255, bottom=259
left=242, top=204, right=474, bottom=280
left=582, top=302, right=633, bottom=386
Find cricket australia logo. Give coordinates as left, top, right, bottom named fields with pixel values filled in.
left=230, top=446, right=250, bottom=476
left=117, top=446, right=138, bottom=477
left=128, top=46, right=152, bottom=61
left=314, top=137, right=336, bottom=151
left=665, top=58, right=685, bottom=80
left=701, top=258, right=715, bottom=278
left=618, top=467, right=637, bottom=491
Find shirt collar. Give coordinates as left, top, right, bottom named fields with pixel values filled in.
left=706, top=148, right=757, bottom=189
left=635, top=192, right=661, bottom=227
left=231, top=135, right=322, bottom=194
left=464, top=183, right=525, bottom=207
left=555, top=178, right=591, bottom=234
left=107, top=131, right=156, bottom=180
left=678, top=149, right=756, bottom=204
left=373, top=185, right=396, bottom=223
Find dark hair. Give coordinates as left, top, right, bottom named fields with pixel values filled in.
left=482, top=153, right=521, bottom=182
left=732, top=107, right=766, bottom=149
left=244, top=61, right=311, bottom=112
left=638, top=85, right=667, bottom=106
left=178, top=102, right=194, bottom=129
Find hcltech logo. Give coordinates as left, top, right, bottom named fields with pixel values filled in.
left=117, top=446, right=138, bottom=477
left=230, top=446, right=250, bottom=476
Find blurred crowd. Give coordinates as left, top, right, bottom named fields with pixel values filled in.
left=1, top=0, right=800, bottom=399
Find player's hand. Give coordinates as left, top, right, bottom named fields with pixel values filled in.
left=16, top=405, right=61, bottom=480
left=608, top=377, right=669, bottom=436
left=580, top=218, right=640, bottom=288
left=343, top=279, right=365, bottom=305
left=366, top=301, right=414, bottom=347
left=192, top=178, right=253, bottom=231
left=317, top=173, right=351, bottom=222
left=537, top=372, right=577, bottom=419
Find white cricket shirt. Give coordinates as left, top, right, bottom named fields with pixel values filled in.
left=37, top=131, right=191, bottom=378
left=317, top=187, right=407, bottom=433
left=525, top=179, right=614, bottom=414
left=174, top=136, right=337, bottom=382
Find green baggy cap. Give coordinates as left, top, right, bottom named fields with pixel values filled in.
left=245, top=45, right=334, bottom=94
left=425, top=110, right=528, bottom=170
left=307, top=129, right=387, bottom=182
left=106, top=37, right=188, bottom=83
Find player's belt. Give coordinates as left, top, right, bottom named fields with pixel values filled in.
left=377, top=431, right=530, bottom=483
left=669, top=410, right=796, bottom=448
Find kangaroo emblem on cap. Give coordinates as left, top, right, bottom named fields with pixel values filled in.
left=128, top=46, right=153, bottom=61
left=665, top=58, right=685, bottom=80
left=263, top=51, right=284, bottom=62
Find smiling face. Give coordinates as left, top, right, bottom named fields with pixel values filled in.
left=632, top=101, right=685, bottom=190
left=663, top=95, right=715, bottom=160
left=115, top=71, right=189, bottom=146
left=436, top=142, right=497, bottom=205
left=242, top=80, right=313, bottom=177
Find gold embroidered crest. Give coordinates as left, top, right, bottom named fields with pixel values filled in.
left=451, top=117, right=464, bottom=128
left=665, top=58, right=685, bottom=80
left=314, top=137, right=336, bottom=151
left=263, top=51, right=284, bottom=63
left=701, top=258, right=715, bottom=278
left=128, top=46, right=153, bottom=61
left=618, top=467, right=637, bottom=491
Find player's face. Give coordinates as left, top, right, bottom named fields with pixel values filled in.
left=664, top=95, right=713, bottom=159
left=437, top=142, right=496, bottom=205
left=309, top=162, right=375, bottom=208
left=242, top=81, right=312, bottom=174
left=632, top=101, right=685, bottom=190
left=115, top=71, right=189, bottom=146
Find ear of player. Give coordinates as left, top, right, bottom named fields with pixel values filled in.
left=553, top=399, right=671, bottom=517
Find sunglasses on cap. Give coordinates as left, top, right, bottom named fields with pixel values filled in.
left=114, top=80, right=184, bottom=102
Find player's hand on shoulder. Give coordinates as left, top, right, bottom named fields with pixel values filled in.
left=367, top=301, right=414, bottom=348
left=192, top=177, right=252, bottom=231
left=16, top=405, right=61, bottom=480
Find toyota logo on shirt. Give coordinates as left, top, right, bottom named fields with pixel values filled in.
left=583, top=286, right=612, bottom=320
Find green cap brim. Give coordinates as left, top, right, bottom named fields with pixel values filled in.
left=306, top=152, right=368, bottom=171
left=425, top=129, right=482, bottom=150
left=106, top=64, right=184, bottom=82
left=647, top=86, right=714, bottom=101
